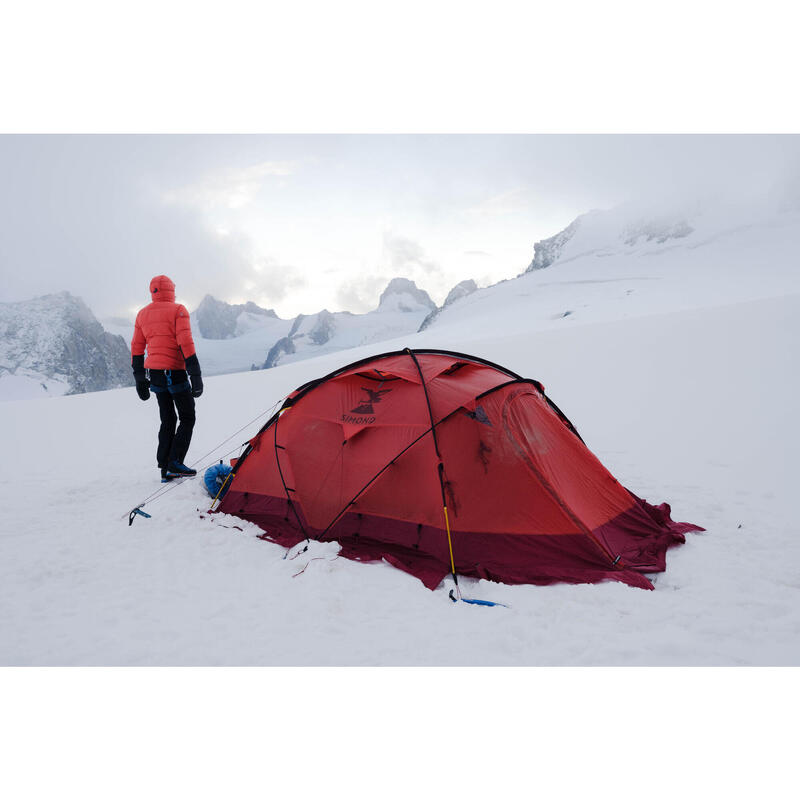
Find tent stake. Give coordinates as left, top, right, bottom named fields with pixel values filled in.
left=442, top=504, right=460, bottom=600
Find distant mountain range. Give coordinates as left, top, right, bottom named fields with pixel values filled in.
left=185, top=276, right=443, bottom=376
left=193, top=296, right=279, bottom=339
left=1, top=276, right=451, bottom=400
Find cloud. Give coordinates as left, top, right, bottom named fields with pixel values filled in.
left=249, top=257, right=307, bottom=304
left=463, top=187, right=530, bottom=219
left=163, top=160, right=296, bottom=210
left=331, top=233, right=448, bottom=313
left=0, top=139, right=303, bottom=319
left=165, top=228, right=307, bottom=312
left=464, top=249, right=490, bottom=257
left=382, top=232, right=442, bottom=277
left=335, top=274, right=389, bottom=314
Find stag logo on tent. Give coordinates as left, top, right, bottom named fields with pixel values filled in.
left=350, top=387, right=392, bottom=415
left=463, top=405, right=492, bottom=426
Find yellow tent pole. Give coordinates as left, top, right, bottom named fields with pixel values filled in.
left=404, top=348, right=461, bottom=599
left=443, top=505, right=456, bottom=576
left=442, top=504, right=460, bottom=599
left=209, top=470, right=235, bottom=512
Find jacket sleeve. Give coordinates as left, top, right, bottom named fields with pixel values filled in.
left=175, top=304, right=197, bottom=359
left=131, top=314, right=146, bottom=358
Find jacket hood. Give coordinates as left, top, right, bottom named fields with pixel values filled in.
left=150, top=275, right=175, bottom=302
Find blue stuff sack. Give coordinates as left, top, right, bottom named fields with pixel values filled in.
left=204, top=463, right=234, bottom=500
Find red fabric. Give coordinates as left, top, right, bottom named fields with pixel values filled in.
left=131, top=275, right=196, bottom=369
left=217, top=351, right=703, bottom=589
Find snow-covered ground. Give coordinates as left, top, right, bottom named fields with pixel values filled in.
left=2, top=207, right=798, bottom=665
left=0, top=370, right=70, bottom=400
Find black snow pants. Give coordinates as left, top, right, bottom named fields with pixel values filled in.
left=149, top=369, right=196, bottom=468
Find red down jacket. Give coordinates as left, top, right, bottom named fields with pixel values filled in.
left=131, top=275, right=197, bottom=369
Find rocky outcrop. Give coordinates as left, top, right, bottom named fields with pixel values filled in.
left=0, top=291, right=132, bottom=396
left=524, top=211, right=696, bottom=276
left=419, top=279, right=478, bottom=331
left=623, top=218, right=694, bottom=245
left=525, top=217, right=582, bottom=273
left=443, top=279, right=478, bottom=307
left=263, top=336, right=296, bottom=369
left=309, top=309, right=336, bottom=345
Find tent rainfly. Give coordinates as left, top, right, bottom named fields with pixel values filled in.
left=216, top=349, right=702, bottom=590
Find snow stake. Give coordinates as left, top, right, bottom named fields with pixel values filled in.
left=128, top=505, right=152, bottom=526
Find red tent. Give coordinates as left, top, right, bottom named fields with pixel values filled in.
left=216, top=349, right=702, bottom=590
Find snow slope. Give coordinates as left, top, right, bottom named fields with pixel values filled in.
left=1, top=208, right=798, bottom=665
left=425, top=204, right=800, bottom=338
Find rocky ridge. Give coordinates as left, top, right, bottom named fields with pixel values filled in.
left=0, top=292, right=132, bottom=399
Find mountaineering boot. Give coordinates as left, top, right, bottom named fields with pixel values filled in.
left=160, top=468, right=175, bottom=483
left=167, top=461, right=197, bottom=477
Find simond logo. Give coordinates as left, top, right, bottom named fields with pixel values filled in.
left=350, top=387, right=392, bottom=415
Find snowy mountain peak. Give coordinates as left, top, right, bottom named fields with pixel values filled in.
left=309, top=309, right=336, bottom=345
left=443, top=279, right=478, bottom=307
left=194, top=294, right=278, bottom=339
left=0, top=291, right=132, bottom=400
left=418, top=279, right=478, bottom=331
left=377, top=278, right=436, bottom=313
left=525, top=216, right=583, bottom=272
left=524, top=208, right=697, bottom=274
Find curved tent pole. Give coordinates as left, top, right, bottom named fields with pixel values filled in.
left=273, top=408, right=310, bottom=542
left=317, top=419, right=441, bottom=540
left=287, top=347, right=522, bottom=414
left=404, top=348, right=460, bottom=598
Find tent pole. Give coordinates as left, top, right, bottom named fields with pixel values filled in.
left=443, top=504, right=458, bottom=588
left=208, top=469, right=235, bottom=512
left=405, top=348, right=461, bottom=598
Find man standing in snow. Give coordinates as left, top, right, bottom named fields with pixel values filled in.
left=131, top=275, right=204, bottom=482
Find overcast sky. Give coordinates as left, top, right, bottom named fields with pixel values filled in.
left=1, top=135, right=798, bottom=320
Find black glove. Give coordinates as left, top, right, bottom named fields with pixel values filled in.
left=136, top=380, right=150, bottom=401
left=185, top=353, right=203, bottom=398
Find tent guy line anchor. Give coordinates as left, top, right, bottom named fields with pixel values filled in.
left=124, top=439, right=245, bottom=525
left=128, top=505, right=151, bottom=525
left=123, top=394, right=287, bottom=525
